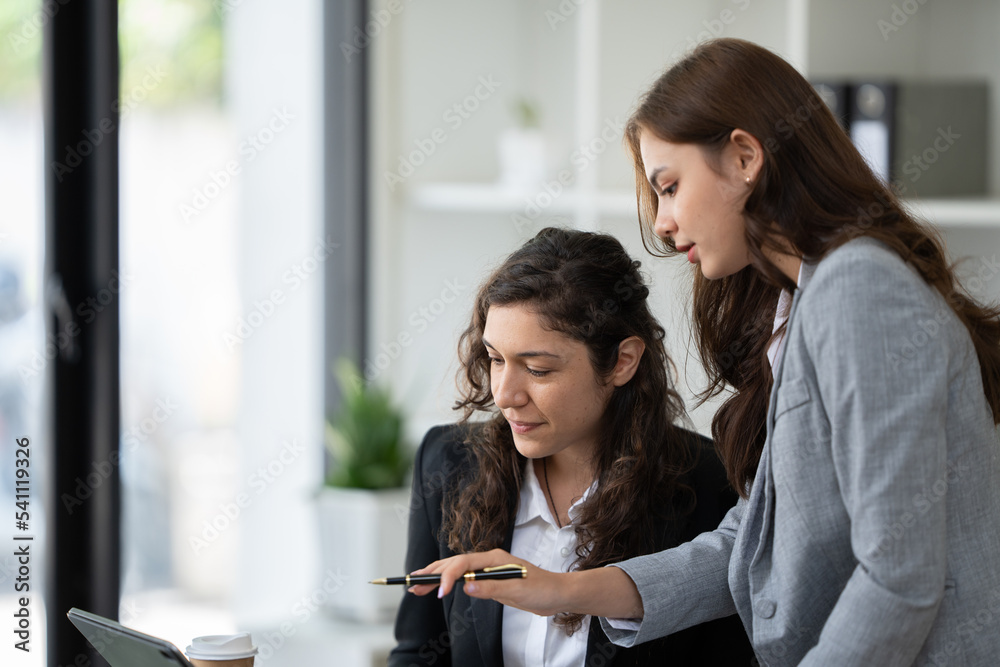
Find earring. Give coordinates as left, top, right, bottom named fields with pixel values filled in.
left=745, top=176, right=752, bottom=185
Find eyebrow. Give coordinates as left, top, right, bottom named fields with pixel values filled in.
left=647, top=165, right=668, bottom=190
left=482, top=338, right=562, bottom=360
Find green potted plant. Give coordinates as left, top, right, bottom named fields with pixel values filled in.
left=323, top=359, right=410, bottom=489
left=316, top=359, right=412, bottom=623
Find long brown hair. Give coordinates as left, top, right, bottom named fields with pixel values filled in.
left=625, top=38, right=1000, bottom=496
left=446, top=227, right=695, bottom=632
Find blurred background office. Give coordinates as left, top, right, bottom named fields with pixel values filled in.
left=1, top=0, right=999, bottom=665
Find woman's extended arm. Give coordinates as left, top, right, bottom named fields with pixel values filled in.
left=412, top=493, right=746, bottom=648
left=409, top=549, right=645, bottom=619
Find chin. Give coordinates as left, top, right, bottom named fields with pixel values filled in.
left=701, top=260, right=744, bottom=281
left=700, top=265, right=723, bottom=280
left=511, top=438, right=548, bottom=460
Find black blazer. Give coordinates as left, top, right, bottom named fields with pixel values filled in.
left=389, top=424, right=754, bottom=667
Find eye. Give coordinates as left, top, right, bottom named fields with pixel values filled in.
left=662, top=182, right=677, bottom=197
left=526, top=368, right=550, bottom=378
left=488, top=356, right=504, bottom=367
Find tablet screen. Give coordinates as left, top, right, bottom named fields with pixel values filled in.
left=67, top=608, right=193, bottom=667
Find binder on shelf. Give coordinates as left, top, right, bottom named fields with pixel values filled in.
left=846, top=81, right=988, bottom=198
left=849, top=81, right=896, bottom=185
left=811, top=79, right=989, bottom=198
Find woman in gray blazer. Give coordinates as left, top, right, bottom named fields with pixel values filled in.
left=411, top=39, right=1000, bottom=666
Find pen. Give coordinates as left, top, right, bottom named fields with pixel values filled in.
left=369, top=563, right=527, bottom=586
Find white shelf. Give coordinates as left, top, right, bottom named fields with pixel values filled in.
left=902, top=199, right=1000, bottom=229
left=411, top=183, right=1000, bottom=229
left=411, top=182, right=578, bottom=215
left=410, top=183, right=640, bottom=218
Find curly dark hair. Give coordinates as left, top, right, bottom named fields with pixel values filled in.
left=624, top=38, right=1000, bottom=496
left=443, top=226, right=696, bottom=633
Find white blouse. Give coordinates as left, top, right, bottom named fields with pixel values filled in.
left=502, top=460, right=597, bottom=667
left=767, top=262, right=803, bottom=378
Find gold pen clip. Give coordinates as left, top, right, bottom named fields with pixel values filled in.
left=483, top=564, right=527, bottom=576
left=461, top=564, right=527, bottom=581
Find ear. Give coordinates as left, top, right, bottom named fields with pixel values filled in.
left=727, top=128, right=764, bottom=184
left=611, top=336, right=645, bottom=387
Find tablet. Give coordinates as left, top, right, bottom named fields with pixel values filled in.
left=67, top=608, right=194, bottom=667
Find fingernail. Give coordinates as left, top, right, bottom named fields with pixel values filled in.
left=407, top=586, right=415, bottom=594
left=437, top=587, right=445, bottom=599
left=466, top=583, right=477, bottom=595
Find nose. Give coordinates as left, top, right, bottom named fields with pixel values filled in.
left=492, top=365, right=527, bottom=409
left=652, top=202, right=676, bottom=240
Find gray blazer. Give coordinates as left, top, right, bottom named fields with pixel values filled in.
left=602, top=238, right=1000, bottom=665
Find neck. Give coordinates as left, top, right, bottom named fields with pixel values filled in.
left=763, top=244, right=802, bottom=285
left=544, top=447, right=596, bottom=489
left=535, top=450, right=596, bottom=528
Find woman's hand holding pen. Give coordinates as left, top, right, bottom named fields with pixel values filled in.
left=409, top=549, right=566, bottom=614
left=408, top=548, right=645, bottom=620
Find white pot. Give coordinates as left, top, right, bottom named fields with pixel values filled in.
left=498, top=127, right=547, bottom=190
left=315, top=486, right=411, bottom=623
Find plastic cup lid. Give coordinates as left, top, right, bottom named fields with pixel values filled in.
left=184, top=633, right=258, bottom=660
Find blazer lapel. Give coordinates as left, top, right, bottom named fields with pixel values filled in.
left=470, top=596, right=505, bottom=667
left=750, top=260, right=817, bottom=575
left=471, top=525, right=516, bottom=666
left=767, top=260, right=814, bottom=424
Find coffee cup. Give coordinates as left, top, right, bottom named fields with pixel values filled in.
left=184, top=633, right=258, bottom=667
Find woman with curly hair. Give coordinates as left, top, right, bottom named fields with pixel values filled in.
left=389, top=227, right=753, bottom=666
left=413, top=39, right=1000, bottom=666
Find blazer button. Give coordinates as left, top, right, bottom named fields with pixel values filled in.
left=754, top=599, right=777, bottom=619
left=560, top=546, right=571, bottom=557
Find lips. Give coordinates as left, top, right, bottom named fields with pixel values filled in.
left=506, top=418, right=542, bottom=435
left=676, top=243, right=697, bottom=263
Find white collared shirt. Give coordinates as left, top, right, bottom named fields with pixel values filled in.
left=766, top=261, right=804, bottom=379
left=502, top=460, right=597, bottom=667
